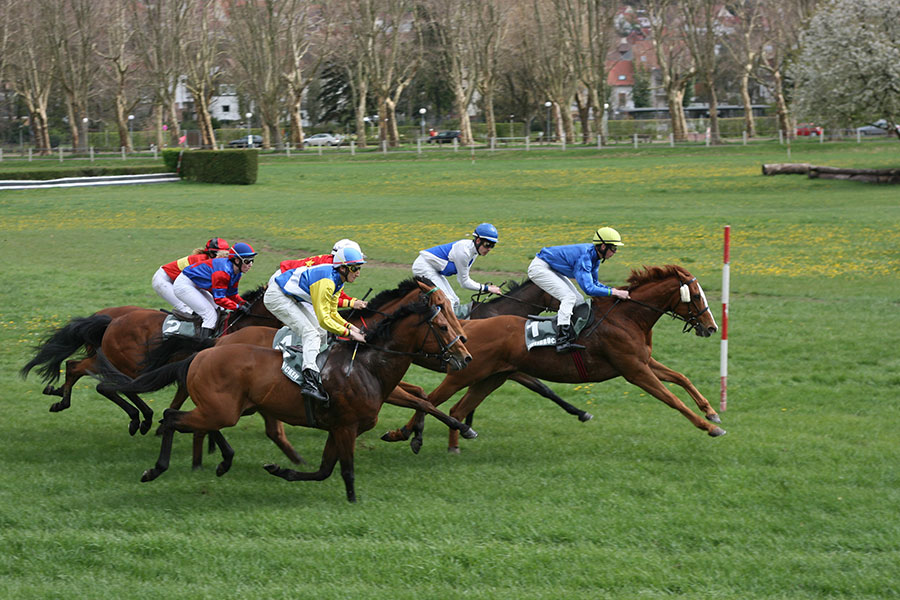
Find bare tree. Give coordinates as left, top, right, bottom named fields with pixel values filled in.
left=6, top=1, right=55, bottom=153
left=723, top=0, right=765, bottom=138
left=681, top=0, right=724, bottom=143
left=46, top=0, right=101, bottom=152
left=131, top=0, right=189, bottom=148
left=282, top=1, right=329, bottom=148
left=96, top=0, right=142, bottom=152
left=181, top=0, right=226, bottom=148
left=473, top=0, right=509, bottom=141
left=527, top=0, right=579, bottom=142
left=646, top=0, right=695, bottom=142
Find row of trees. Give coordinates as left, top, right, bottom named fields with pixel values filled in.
left=0, top=0, right=895, bottom=154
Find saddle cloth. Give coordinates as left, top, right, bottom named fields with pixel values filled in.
left=524, top=303, right=592, bottom=351
left=161, top=314, right=198, bottom=339
left=272, top=326, right=329, bottom=386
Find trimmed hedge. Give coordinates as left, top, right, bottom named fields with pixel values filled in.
left=166, top=149, right=258, bottom=185
left=0, top=165, right=169, bottom=181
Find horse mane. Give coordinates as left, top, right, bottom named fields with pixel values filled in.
left=364, top=276, right=434, bottom=313
left=242, top=284, right=267, bottom=304
left=626, top=265, right=688, bottom=289
left=365, top=298, right=432, bottom=344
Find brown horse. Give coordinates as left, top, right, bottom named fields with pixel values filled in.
left=20, top=286, right=279, bottom=435
left=387, top=265, right=725, bottom=452
left=105, top=278, right=473, bottom=502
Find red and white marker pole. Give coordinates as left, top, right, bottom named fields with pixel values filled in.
left=720, top=225, right=730, bottom=412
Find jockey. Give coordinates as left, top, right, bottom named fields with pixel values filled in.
left=528, top=226, right=630, bottom=353
left=173, top=242, right=257, bottom=339
left=151, top=238, right=230, bottom=318
left=412, top=223, right=503, bottom=316
left=269, top=239, right=368, bottom=310
left=263, top=245, right=367, bottom=404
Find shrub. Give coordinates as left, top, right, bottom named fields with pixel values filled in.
left=161, top=149, right=182, bottom=171
left=178, top=149, right=258, bottom=185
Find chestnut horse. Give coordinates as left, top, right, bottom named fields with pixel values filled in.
left=105, top=278, right=473, bottom=502
left=20, top=285, right=279, bottom=435
left=387, top=265, right=725, bottom=452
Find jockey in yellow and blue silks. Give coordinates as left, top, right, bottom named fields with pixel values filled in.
left=528, top=227, right=630, bottom=353
left=264, top=245, right=366, bottom=403
left=173, top=242, right=256, bottom=339
left=412, top=223, right=503, bottom=316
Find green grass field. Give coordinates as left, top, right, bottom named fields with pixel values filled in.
left=1, top=141, right=898, bottom=599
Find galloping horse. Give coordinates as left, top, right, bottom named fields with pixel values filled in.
left=105, top=278, right=473, bottom=502
left=387, top=265, right=725, bottom=452
left=20, top=285, right=279, bottom=435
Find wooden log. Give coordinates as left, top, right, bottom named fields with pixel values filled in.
left=809, top=166, right=900, bottom=184
left=762, top=163, right=811, bottom=175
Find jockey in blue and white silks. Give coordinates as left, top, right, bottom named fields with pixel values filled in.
left=412, top=223, right=503, bottom=315
left=527, top=227, right=630, bottom=352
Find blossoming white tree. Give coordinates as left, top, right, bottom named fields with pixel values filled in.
left=792, top=0, right=900, bottom=139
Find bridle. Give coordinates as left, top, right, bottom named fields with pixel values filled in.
left=626, top=276, right=711, bottom=334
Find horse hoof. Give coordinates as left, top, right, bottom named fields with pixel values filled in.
left=579, top=412, right=593, bottom=422
left=215, top=463, right=229, bottom=477
left=140, top=469, right=158, bottom=482
left=49, top=403, right=63, bottom=413
left=128, top=421, right=140, bottom=436
left=263, top=463, right=280, bottom=475
left=380, top=431, right=399, bottom=442
left=462, top=428, right=478, bottom=440
left=706, top=413, right=722, bottom=424
left=447, top=446, right=460, bottom=455
left=409, top=439, right=422, bottom=455
left=709, top=427, right=727, bottom=437
left=140, top=420, right=153, bottom=435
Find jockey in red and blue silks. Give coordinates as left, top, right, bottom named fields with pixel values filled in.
left=173, top=242, right=256, bottom=338
left=411, top=223, right=503, bottom=316
left=527, top=226, right=630, bottom=353
left=263, top=245, right=367, bottom=403
left=151, top=237, right=229, bottom=316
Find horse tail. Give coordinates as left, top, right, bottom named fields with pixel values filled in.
left=20, top=314, right=113, bottom=383
left=140, top=335, right=214, bottom=374
left=118, top=354, right=196, bottom=396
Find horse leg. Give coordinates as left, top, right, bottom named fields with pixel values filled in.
left=142, top=408, right=182, bottom=482
left=47, top=358, right=92, bottom=412
left=621, top=365, right=726, bottom=437
left=208, top=430, right=236, bottom=477
left=386, top=378, right=468, bottom=454
left=123, top=391, right=155, bottom=435
left=262, top=414, right=305, bottom=464
left=648, top=358, right=720, bottom=423
left=508, top=372, right=593, bottom=422
left=380, top=381, right=426, bottom=444
left=94, top=381, right=142, bottom=436
left=381, top=384, right=477, bottom=452
left=168, top=382, right=190, bottom=410
left=446, top=373, right=508, bottom=453
left=191, top=433, right=205, bottom=470
left=264, top=431, right=342, bottom=490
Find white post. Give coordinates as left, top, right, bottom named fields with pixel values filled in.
left=720, top=225, right=731, bottom=412
left=526, top=136, right=530, bottom=151
left=857, top=129, right=861, bottom=144
left=153, top=145, right=158, bottom=159
left=59, top=146, right=64, bottom=162
left=778, top=129, right=783, bottom=145
left=0, top=148, right=3, bottom=162
left=490, top=137, right=495, bottom=151
left=453, top=138, right=459, bottom=152
left=417, top=138, right=422, bottom=154
left=90, top=146, right=94, bottom=162
left=633, top=133, right=638, bottom=149
left=318, top=143, right=322, bottom=156
left=669, top=133, right=674, bottom=147
left=121, top=146, right=126, bottom=160
left=561, top=134, right=566, bottom=151
left=470, top=142, right=475, bottom=158
left=597, top=135, right=602, bottom=149
left=382, top=140, right=387, bottom=154
left=350, top=140, right=355, bottom=156
left=28, top=148, right=33, bottom=162
left=820, top=129, right=824, bottom=144
left=742, top=131, right=747, bottom=146
left=286, top=143, right=291, bottom=157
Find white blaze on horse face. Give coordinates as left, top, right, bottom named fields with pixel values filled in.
left=697, top=281, right=718, bottom=330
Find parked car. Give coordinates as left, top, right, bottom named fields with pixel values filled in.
left=228, top=135, right=264, bottom=148
left=856, top=119, right=899, bottom=136
left=304, top=133, right=343, bottom=147
left=427, top=130, right=461, bottom=144
left=795, top=123, right=823, bottom=137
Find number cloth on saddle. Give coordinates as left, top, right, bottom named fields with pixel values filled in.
left=161, top=314, right=199, bottom=339
left=272, top=326, right=331, bottom=386
left=524, top=303, right=592, bottom=351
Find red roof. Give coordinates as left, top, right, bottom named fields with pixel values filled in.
left=607, top=60, right=634, bottom=86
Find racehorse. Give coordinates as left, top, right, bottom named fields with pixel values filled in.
left=20, top=285, right=279, bottom=435
left=104, top=278, right=473, bottom=502
left=386, top=265, right=725, bottom=452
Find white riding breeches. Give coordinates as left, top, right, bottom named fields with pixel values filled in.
left=264, top=284, right=324, bottom=372
left=527, top=256, right=585, bottom=326
left=152, top=267, right=192, bottom=314
left=412, top=257, right=460, bottom=314
left=173, top=273, right=218, bottom=328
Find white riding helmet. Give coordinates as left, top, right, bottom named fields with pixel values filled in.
left=332, top=238, right=363, bottom=257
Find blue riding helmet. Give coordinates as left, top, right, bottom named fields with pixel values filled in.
left=333, top=246, right=366, bottom=266
left=229, top=242, right=257, bottom=259
left=473, top=223, right=499, bottom=243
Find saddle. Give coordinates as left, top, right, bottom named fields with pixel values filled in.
left=161, top=310, right=225, bottom=340
left=524, top=303, right=592, bottom=351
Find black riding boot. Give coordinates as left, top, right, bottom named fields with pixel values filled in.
left=300, top=369, right=329, bottom=405
left=197, top=326, right=215, bottom=340
left=555, top=323, right=585, bottom=353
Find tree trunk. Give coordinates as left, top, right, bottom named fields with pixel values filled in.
left=772, top=69, right=791, bottom=140
left=167, top=100, right=182, bottom=147
left=153, top=103, right=164, bottom=149
left=667, top=87, right=688, bottom=141
left=289, top=97, right=304, bottom=147
left=31, top=108, right=52, bottom=154
left=706, top=74, right=720, bottom=144
left=65, top=99, right=81, bottom=152
left=739, top=62, right=756, bottom=138
left=354, top=82, right=368, bottom=149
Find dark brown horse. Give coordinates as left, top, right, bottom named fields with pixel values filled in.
left=105, top=278, right=473, bottom=502
left=20, top=286, right=278, bottom=435
left=387, top=265, right=725, bottom=452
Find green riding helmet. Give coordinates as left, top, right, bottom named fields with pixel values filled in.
left=592, top=226, right=624, bottom=247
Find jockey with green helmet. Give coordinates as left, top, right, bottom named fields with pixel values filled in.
left=412, top=223, right=503, bottom=316
left=264, top=245, right=367, bottom=403
left=527, top=227, right=630, bottom=353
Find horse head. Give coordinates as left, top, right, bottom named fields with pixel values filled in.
left=414, top=278, right=472, bottom=371
left=627, top=265, right=718, bottom=337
